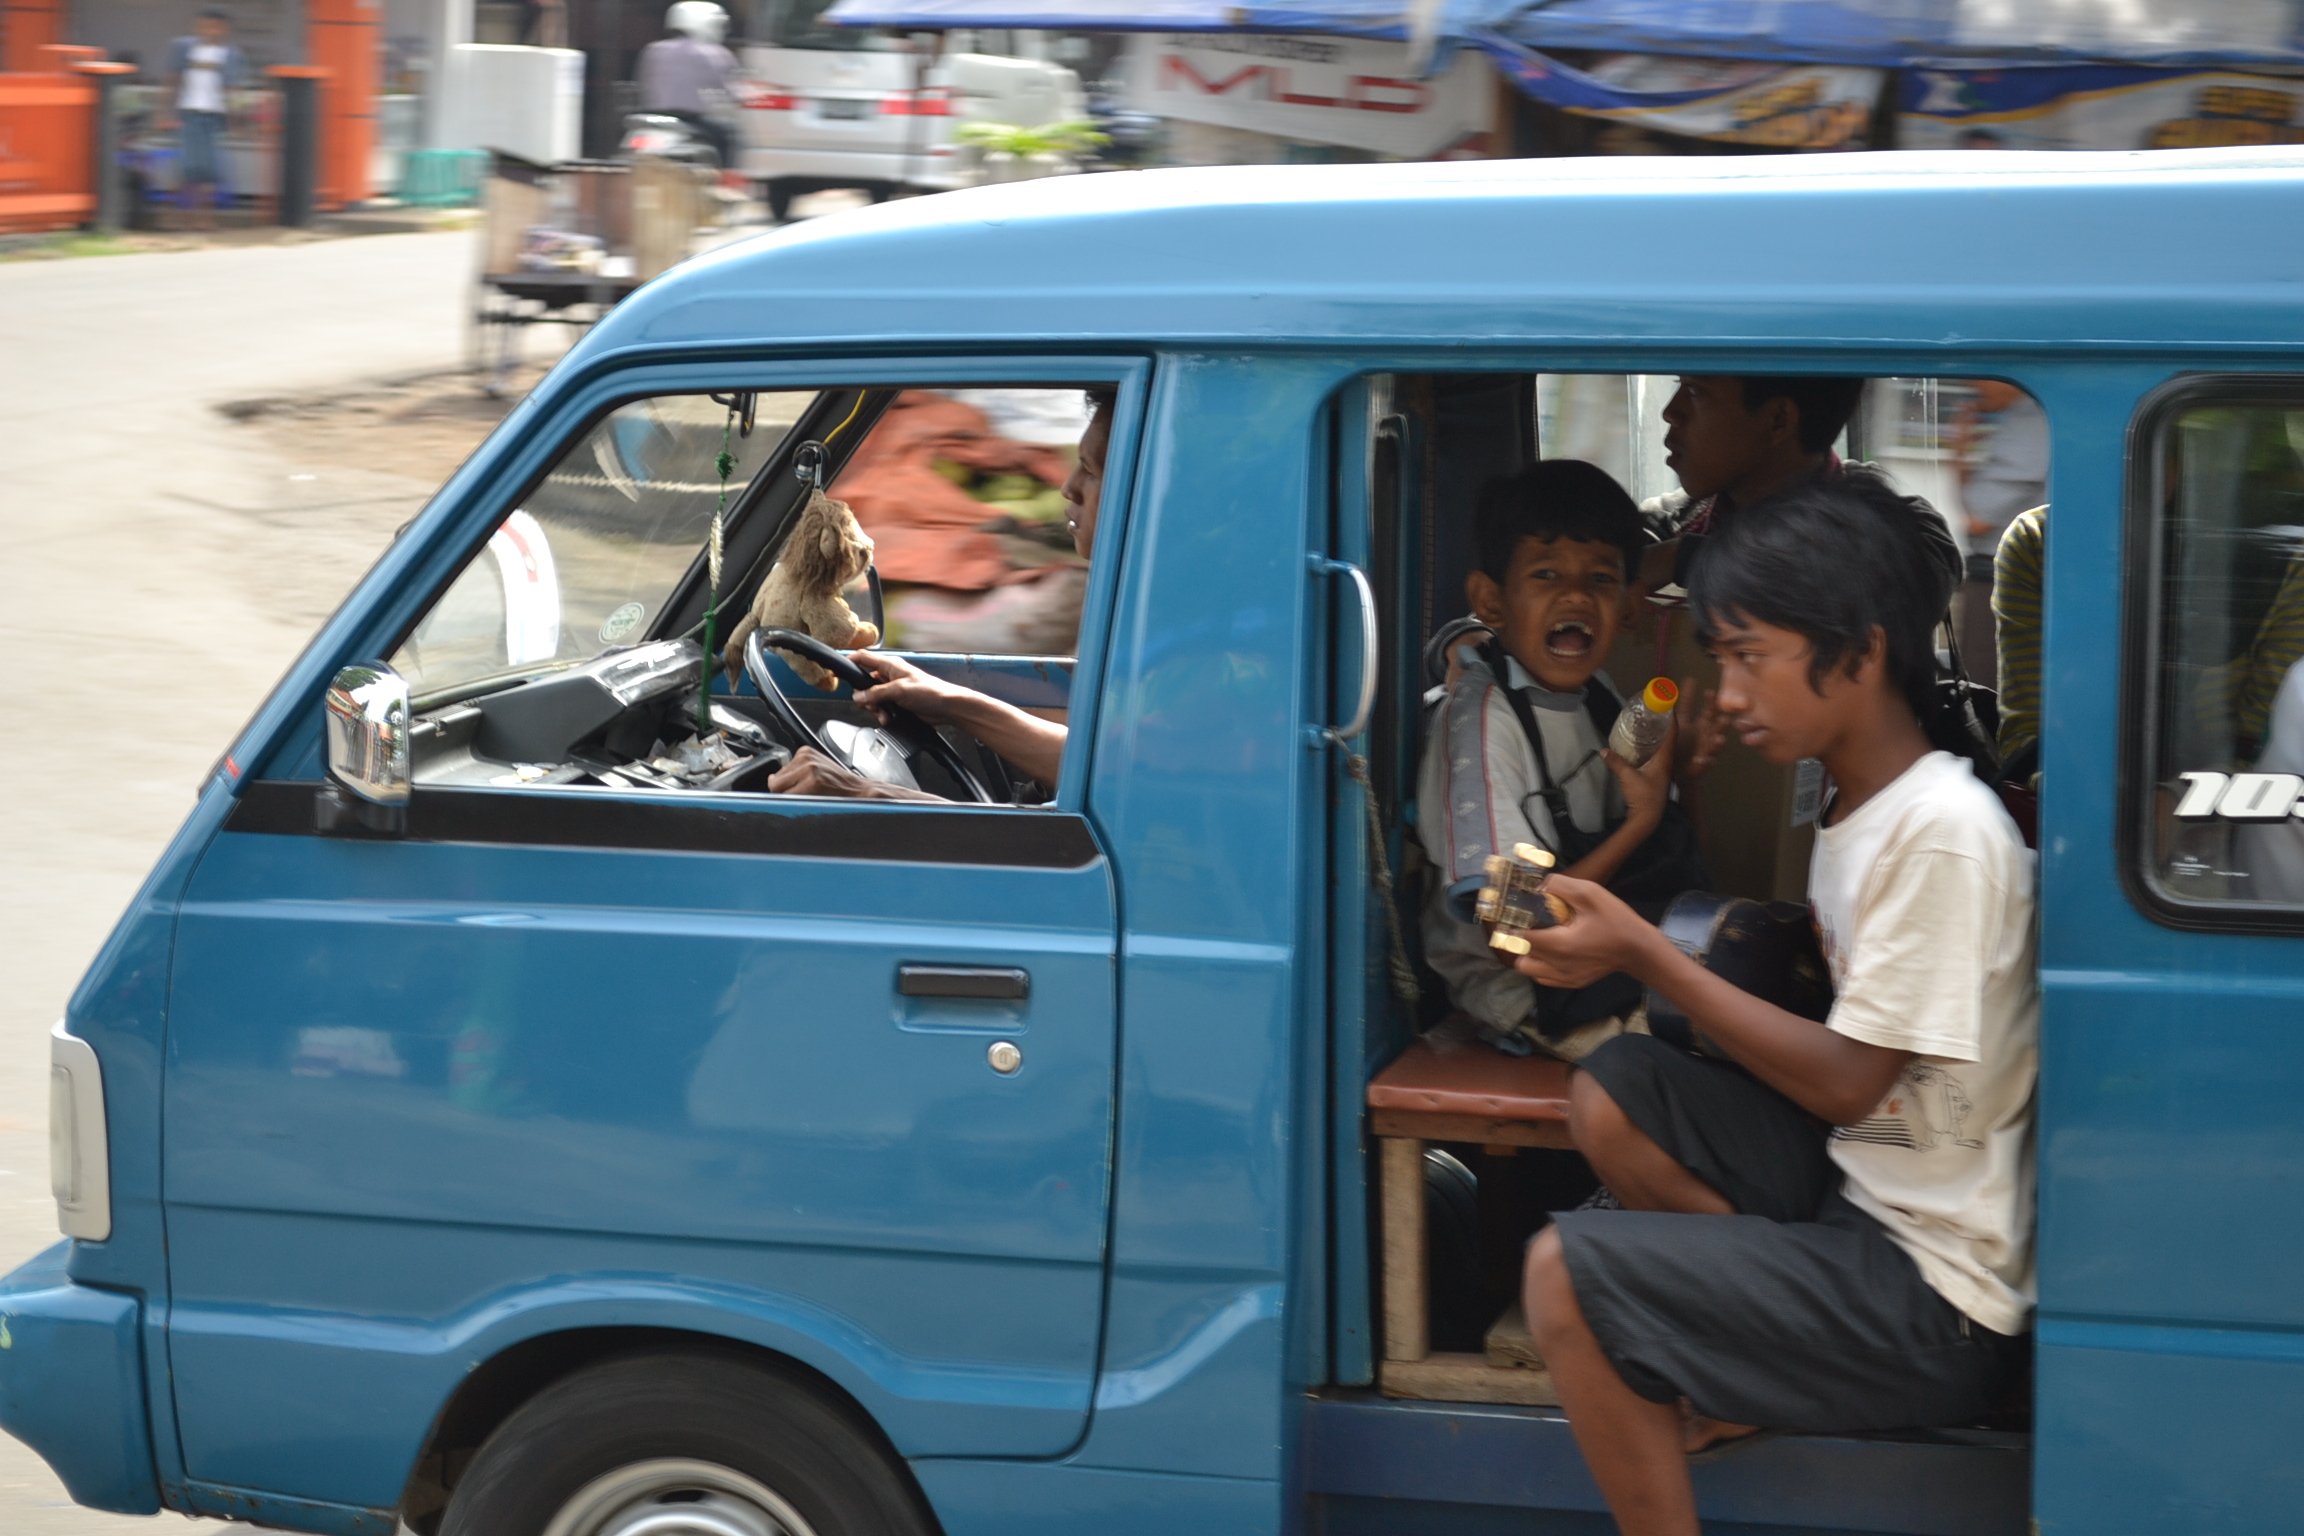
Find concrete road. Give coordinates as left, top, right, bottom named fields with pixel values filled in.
left=0, top=228, right=540, bottom=1532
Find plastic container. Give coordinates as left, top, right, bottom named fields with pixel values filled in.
left=1608, top=677, right=1679, bottom=767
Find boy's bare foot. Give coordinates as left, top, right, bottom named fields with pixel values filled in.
left=1680, top=1401, right=1764, bottom=1456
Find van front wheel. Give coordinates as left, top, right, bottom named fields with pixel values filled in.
left=437, top=1353, right=932, bottom=1536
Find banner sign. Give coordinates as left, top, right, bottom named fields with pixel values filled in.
left=1121, top=32, right=1494, bottom=158
left=1486, top=40, right=1881, bottom=149
left=1901, top=66, right=2304, bottom=150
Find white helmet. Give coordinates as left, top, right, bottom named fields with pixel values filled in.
left=667, top=1, right=727, bottom=41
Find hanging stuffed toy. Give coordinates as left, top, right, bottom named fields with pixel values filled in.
left=722, top=484, right=883, bottom=691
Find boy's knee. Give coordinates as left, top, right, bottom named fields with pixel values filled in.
left=1568, top=1065, right=1632, bottom=1151
left=1523, top=1225, right=1583, bottom=1348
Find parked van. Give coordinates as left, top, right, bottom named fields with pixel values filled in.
left=737, top=0, right=1084, bottom=218
left=15, top=150, right=2304, bottom=1536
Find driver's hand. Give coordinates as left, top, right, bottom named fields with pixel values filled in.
left=850, top=651, right=976, bottom=728
left=766, top=746, right=945, bottom=803
left=767, top=747, right=877, bottom=799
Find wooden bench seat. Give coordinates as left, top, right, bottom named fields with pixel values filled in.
left=1367, top=1032, right=1573, bottom=1146
left=1368, top=1031, right=1577, bottom=1407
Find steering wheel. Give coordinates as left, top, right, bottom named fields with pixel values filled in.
left=742, top=628, right=996, bottom=805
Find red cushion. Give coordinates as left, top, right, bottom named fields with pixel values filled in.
left=1367, top=1034, right=1571, bottom=1122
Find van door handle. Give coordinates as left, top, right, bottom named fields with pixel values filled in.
left=1311, top=553, right=1378, bottom=747
left=897, top=964, right=1030, bottom=1001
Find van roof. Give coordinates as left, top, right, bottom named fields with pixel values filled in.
left=592, top=149, right=2304, bottom=359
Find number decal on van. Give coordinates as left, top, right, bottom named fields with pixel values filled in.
left=2173, top=770, right=2304, bottom=820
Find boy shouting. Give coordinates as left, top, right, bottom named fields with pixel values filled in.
left=1513, top=478, right=2037, bottom=1536
left=1417, top=461, right=1711, bottom=1060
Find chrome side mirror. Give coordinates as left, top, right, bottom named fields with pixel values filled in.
left=318, top=662, right=411, bottom=836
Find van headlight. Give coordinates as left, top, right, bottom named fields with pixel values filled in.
left=49, top=1021, right=111, bottom=1242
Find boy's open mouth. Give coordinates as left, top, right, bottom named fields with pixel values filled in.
left=1545, top=620, right=1595, bottom=659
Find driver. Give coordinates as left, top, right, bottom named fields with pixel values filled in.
left=765, top=388, right=1113, bottom=800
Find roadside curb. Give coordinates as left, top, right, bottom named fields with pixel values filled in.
left=0, top=204, right=477, bottom=263
left=318, top=204, right=483, bottom=238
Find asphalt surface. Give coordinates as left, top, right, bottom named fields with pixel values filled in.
left=0, top=227, right=536, bottom=1532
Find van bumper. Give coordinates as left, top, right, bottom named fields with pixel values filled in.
left=0, top=1242, right=160, bottom=1514
left=738, top=146, right=969, bottom=192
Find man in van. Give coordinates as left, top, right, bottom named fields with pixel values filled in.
left=1511, top=478, right=2037, bottom=1536
left=766, top=388, right=1113, bottom=799
left=1639, top=376, right=1961, bottom=620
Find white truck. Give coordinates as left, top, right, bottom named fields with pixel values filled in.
left=738, top=0, right=1085, bottom=219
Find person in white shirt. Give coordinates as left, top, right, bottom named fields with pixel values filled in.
left=165, top=10, right=243, bottom=231
left=1510, top=477, right=2038, bottom=1536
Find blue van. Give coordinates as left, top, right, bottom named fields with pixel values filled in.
left=13, top=150, right=2304, bottom=1536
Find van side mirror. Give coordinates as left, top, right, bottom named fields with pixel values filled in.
left=318, top=662, right=411, bottom=836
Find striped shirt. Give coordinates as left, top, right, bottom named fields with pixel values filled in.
left=2239, top=557, right=2304, bottom=753
left=1991, top=506, right=2045, bottom=766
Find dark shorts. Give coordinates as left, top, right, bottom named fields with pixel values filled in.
left=1552, top=1033, right=2024, bottom=1433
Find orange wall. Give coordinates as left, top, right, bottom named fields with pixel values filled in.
left=0, top=66, right=94, bottom=232
left=306, top=0, right=377, bottom=207
left=0, top=0, right=62, bottom=73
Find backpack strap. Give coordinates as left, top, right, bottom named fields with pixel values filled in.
left=1484, top=641, right=1625, bottom=840
left=1584, top=673, right=1623, bottom=742
left=1483, top=641, right=1573, bottom=837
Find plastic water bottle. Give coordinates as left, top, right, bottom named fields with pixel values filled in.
left=1608, top=678, right=1679, bottom=767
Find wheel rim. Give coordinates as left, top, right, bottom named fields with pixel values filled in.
left=540, top=1457, right=821, bottom=1536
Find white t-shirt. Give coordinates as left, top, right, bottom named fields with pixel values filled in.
left=180, top=42, right=229, bottom=114
left=1809, top=750, right=2038, bottom=1336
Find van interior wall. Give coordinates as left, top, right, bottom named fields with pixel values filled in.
left=1423, top=375, right=1538, bottom=644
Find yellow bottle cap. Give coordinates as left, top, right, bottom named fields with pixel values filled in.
left=1642, top=677, right=1679, bottom=715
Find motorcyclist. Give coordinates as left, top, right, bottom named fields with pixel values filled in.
left=637, top=1, right=738, bottom=169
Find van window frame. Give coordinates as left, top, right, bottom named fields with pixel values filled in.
left=2122, top=371, right=2304, bottom=935
left=272, top=354, right=1151, bottom=821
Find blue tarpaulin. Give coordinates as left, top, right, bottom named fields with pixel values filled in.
left=821, top=2, right=1528, bottom=37
left=824, top=0, right=2304, bottom=70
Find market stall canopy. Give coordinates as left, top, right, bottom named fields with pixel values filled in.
left=825, top=0, right=2304, bottom=70
left=1499, top=0, right=2304, bottom=70
left=823, top=0, right=1534, bottom=45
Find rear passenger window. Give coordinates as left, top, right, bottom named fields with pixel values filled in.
left=2139, top=386, right=2304, bottom=912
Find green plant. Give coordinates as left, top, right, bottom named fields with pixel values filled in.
left=953, top=119, right=1112, bottom=158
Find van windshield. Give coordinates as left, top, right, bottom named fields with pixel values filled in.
left=391, top=392, right=815, bottom=700
left=758, top=0, right=897, bottom=50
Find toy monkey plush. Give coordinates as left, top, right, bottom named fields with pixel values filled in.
left=722, top=486, right=882, bottom=692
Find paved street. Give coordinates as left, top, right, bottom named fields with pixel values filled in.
left=0, top=228, right=543, bottom=1532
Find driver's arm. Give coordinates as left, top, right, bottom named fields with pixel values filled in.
left=767, top=746, right=947, bottom=802
left=852, top=653, right=1067, bottom=786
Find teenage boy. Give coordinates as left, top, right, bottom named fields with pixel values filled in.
left=1512, top=479, right=2037, bottom=1536
left=1640, top=375, right=1961, bottom=619
left=1416, top=460, right=1713, bottom=1060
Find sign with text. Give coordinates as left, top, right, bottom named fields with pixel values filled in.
left=1121, top=32, right=1493, bottom=159
left=1901, top=66, right=2304, bottom=150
